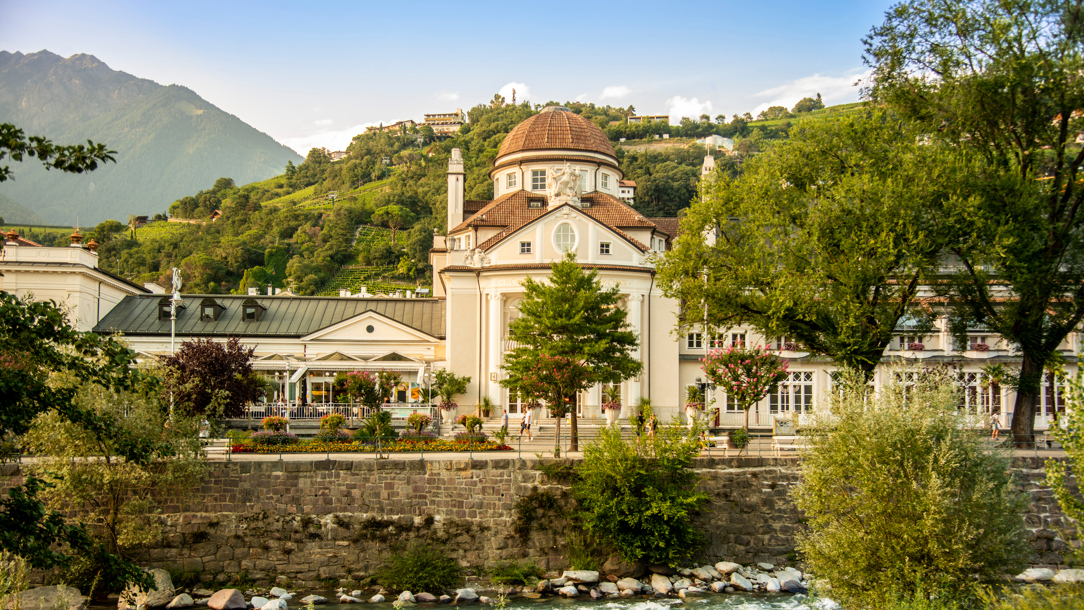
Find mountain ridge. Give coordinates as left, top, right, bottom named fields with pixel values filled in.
left=0, top=50, right=302, bottom=224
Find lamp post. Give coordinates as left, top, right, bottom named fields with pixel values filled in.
left=168, top=267, right=184, bottom=419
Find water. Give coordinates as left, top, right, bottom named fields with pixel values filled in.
left=317, top=595, right=837, bottom=610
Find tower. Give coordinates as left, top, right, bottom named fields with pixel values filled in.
left=447, top=148, right=465, bottom=233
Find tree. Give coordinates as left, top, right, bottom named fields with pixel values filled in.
left=866, top=0, right=1084, bottom=446
left=791, top=93, right=824, bottom=114
left=702, top=344, right=790, bottom=432
left=793, top=369, right=1029, bottom=607
left=1046, top=373, right=1084, bottom=563
left=161, top=337, right=263, bottom=419
left=371, top=205, right=416, bottom=244
left=756, top=106, right=792, bottom=121
left=0, top=123, right=115, bottom=183
left=500, top=253, right=642, bottom=454
left=0, top=293, right=154, bottom=590
left=657, top=110, right=963, bottom=380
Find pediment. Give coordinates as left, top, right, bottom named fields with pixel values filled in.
left=301, top=310, right=439, bottom=343
left=368, top=351, right=421, bottom=363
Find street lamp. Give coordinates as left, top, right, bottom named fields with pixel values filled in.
left=168, top=267, right=184, bottom=419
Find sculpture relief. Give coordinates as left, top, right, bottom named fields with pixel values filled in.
left=548, top=162, right=582, bottom=206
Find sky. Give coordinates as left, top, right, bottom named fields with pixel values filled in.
left=1, top=0, right=898, bottom=155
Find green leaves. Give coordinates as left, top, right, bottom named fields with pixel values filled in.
left=0, top=123, right=116, bottom=183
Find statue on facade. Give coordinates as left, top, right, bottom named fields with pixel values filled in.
left=548, top=162, right=581, bottom=205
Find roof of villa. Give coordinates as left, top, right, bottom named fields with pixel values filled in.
left=496, top=106, right=616, bottom=160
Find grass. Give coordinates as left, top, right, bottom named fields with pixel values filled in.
left=316, top=264, right=420, bottom=297
left=135, top=221, right=193, bottom=241
left=747, top=101, right=869, bottom=128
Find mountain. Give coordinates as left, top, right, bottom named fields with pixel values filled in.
left=0, top=192, right=45, bottom=224
left=0, top=50, right=302, bottom=224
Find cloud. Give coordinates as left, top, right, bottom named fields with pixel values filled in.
left=666, top=96, right=713, bottom=122
left=600, top=85, right=631, bottom=101
left=437, top=90, right=459, bottom=102
left=575, top=92, right=589, bottom=102
left=314, top=119, right=334, bottom=127
left=281, top=123, right=377, bottom=155
left=752, top=69, right=871, bottom=115
left=498, top=82, right=530, bottom=103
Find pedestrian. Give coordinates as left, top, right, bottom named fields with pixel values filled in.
left=647, top=414, right=658, bottom=439
left=635, top=411, right=645, bottom=436
left=501, top=410, right=509, bottom=436
left=520, top=408, right=533, bottom=441
left=991, top=412, right=1001, bottom=439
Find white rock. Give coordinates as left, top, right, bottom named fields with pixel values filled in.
left=765, top=578, right=781, bottom=593
left=478, top=597, right=492, bottom=605
left=557, top=586, right=578, bottom=598
left=650, top=574, right=672, bottom=595
left=338, top=597, right=360, bottom=604
left=598, top=583, right=618, bottom=595
left=672, top=578, right=692, bottom=590
left=122, top=569, right=176, bottom=610
left=549, top=577, right=567, bottom=587
left=278, top=596, right=292, bottom=603
left=299, top=597, right=326, bottom=606
left=167, top=595, right=194, bottom=610
left=397, top=592, right=415, bottom=604
left=619, top=590, right=634, bottom=598
left=714, top=562, right=741, bottom=575
left=453, top=589, right=477, bottom=605
left=262, top=600, right=287, bottom=610
left=757, top=562, right=775, bottom=571
left=615, top=578, right=641, bottom=593
left=1055, top=569, right=1084, bottom=583
left=730, top=573, right=753, bottom=592
left=414, top=593, right=437, bottom=603
left=691, top=567, right=713, bottom=582
left=561, top=571, right=600, bottom=584
left=368, top=596, right=384, bottom=604
left=207, top=591, right=247, bottom=610
left=251, top=597, right=270, bottom=608
left=269, top=589, right=289, bottom=599
left=710, top=582, right=727, bottom=593
left=1016, top=568, right=1056, bottom=582
left=756, top=574, right=772, bottom=584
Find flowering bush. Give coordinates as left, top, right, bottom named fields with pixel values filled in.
left=230, top=438, right=510, bottom=454
left=314, top=429, right=351, bottom=443
left=251, top=430, right=300, bottom=445
left=454, top=430, right=488, bottom=444
left=261, top=415, right=289, bottom=432
left=783, top=342, right=800, bottom=351
left=456, top=414, right=483, bottom=433
left=399, top=429, right=438, bottom=442
left=407, top=411, right=433, bottom=432
left=601, top=401, right=623, bottom=412
left=702, top=344, right=789, bottom=431
left=334, top=369, right=402, bottom=407
left=907, top=342, right=925, bottom=351
left=973, top=343, right=990, bottom=352
left=439, top=401, right=458, bottom=411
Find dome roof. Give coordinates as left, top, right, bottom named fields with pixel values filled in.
left=497, top=106, right=616, bottom=160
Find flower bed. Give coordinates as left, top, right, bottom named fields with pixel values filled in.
left=251, top=430, right=300, bottom=445
left=230, top=439, right=511, bottom=454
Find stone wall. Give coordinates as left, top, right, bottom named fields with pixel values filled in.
left=0, top=456, right=1076, bottom=587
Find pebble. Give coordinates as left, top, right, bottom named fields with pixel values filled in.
left=397, top=593, right=415, bottom=604
left=250, top=598, right=270, bottom=608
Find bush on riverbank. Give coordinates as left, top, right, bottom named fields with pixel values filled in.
left=792, top=368, right=1030, bottom=608
left=230, top=438, right=511, bottom=453
left=376, top=541, right=462, bottom=593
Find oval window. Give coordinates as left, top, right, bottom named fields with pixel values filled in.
left=554, top=223, right=576, bottom=252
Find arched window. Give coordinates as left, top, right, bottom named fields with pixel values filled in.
left=554, top=224, right=576, bottom=252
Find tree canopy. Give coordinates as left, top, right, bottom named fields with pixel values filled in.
left=0, top=123, right=115, bottom=183
left=657, top=110, right=966, bottom=378
left=866, top=0, right=1084, bottom=445
left=160, top=337, right=263, bottom=419
left=500, top=253, right=642, bottom=454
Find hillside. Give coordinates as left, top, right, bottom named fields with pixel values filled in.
left=0, top=192, right=44, bottom=224
left=0, top=50, right=302, bottom=225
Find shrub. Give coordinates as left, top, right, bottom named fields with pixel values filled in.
left=728, top=427, right=748, bottom=449
left=453, top=431, right=487, bottom=444
left=792, top=368, right=1030, bottom=608
left=250, top=430, right=300, bottom=445
left=319, top=413, right=345, bottom=434
left=261, top=416, right=289, bottom=432
left=406, top=411, right=432, bottom=432
left=375, top=541, right=462, bottom=593
left=399, top=429, right=437, bottom=442
left=314, top=430, right=351, bottom=443
left=574, top=420, right=708, bottom=566
left=353, top=410, right=395, bottom=441
left=1046, top=373, right=1084, bottom=564
left=455, top=414, right=483, bottom=432
left=487, top=560, right=544, bottom=585
left=979, top=584, right=1084, bottom=610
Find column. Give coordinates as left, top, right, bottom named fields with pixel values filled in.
left=627, top=294, right=644, bottom=417
left=488, top=292, right=504, bottom=411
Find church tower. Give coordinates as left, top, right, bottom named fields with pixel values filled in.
left=447, top=148, right=465, bottom=232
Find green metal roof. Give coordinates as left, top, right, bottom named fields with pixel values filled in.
left=94, top=294, right=446, bottom=339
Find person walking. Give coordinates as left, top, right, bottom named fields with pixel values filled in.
left=647, top=414, right=658, bottom=439
left=501, top=410, right=509, bottom=436
left=520, top=408, right=533, bottom=441
left=991, top=412, right=1001, bottom=439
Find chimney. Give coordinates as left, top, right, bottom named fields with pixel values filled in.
left=248, top=287, right=258, bottom=296
left=447, top=148, right=465, bottom=232
left=268, top=284, right=273, bottom=296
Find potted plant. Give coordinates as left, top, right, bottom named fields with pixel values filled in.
left=728, top=427, right=749, bottom=451
left=601, top=385, right=622, bottom=425
left=907, top=342, right=925, bottom=351
left=685, top=385, right=705, bottom=429
left=434, top=369, right=471, bottom=421
left=479, top=395, right=493, bottom=418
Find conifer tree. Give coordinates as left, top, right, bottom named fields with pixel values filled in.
left=500, top=253, right=642, bottom=454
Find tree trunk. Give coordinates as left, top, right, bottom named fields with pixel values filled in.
left=1010, top=353, right=1043, bottom=449
left=570, top=407, right=579, bottom=453
left=554, top=416, right=562, bottom=458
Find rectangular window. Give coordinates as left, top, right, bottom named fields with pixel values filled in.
left=1040, top=373, right=1066, bottom=419
left=731, top=333, right=746, bottom=347
left=244, top=307, right=257, bottom=321
left=201, top=306, right=216, bottom=322
left=465, top=234, right=472, bottom=249
left=687, top=333, right=702, bottom=349
left=520, top=241, right=532, bottom=254
left=600, top=173, right=610, bottom=189
left=969, top=335, right=987, bottom=349
left=770, top=371, right=814, bottom=414
left=528, top=198, right=544, bottom=209
left=900, top=335, right=922, bottom=349
left=506, top=172, right=517, bottom=188
left=709, top=335, right=726, bottom=348
left=599, top=242, right=611, bottom=255
left=531, top=170, right=547, bottom=191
